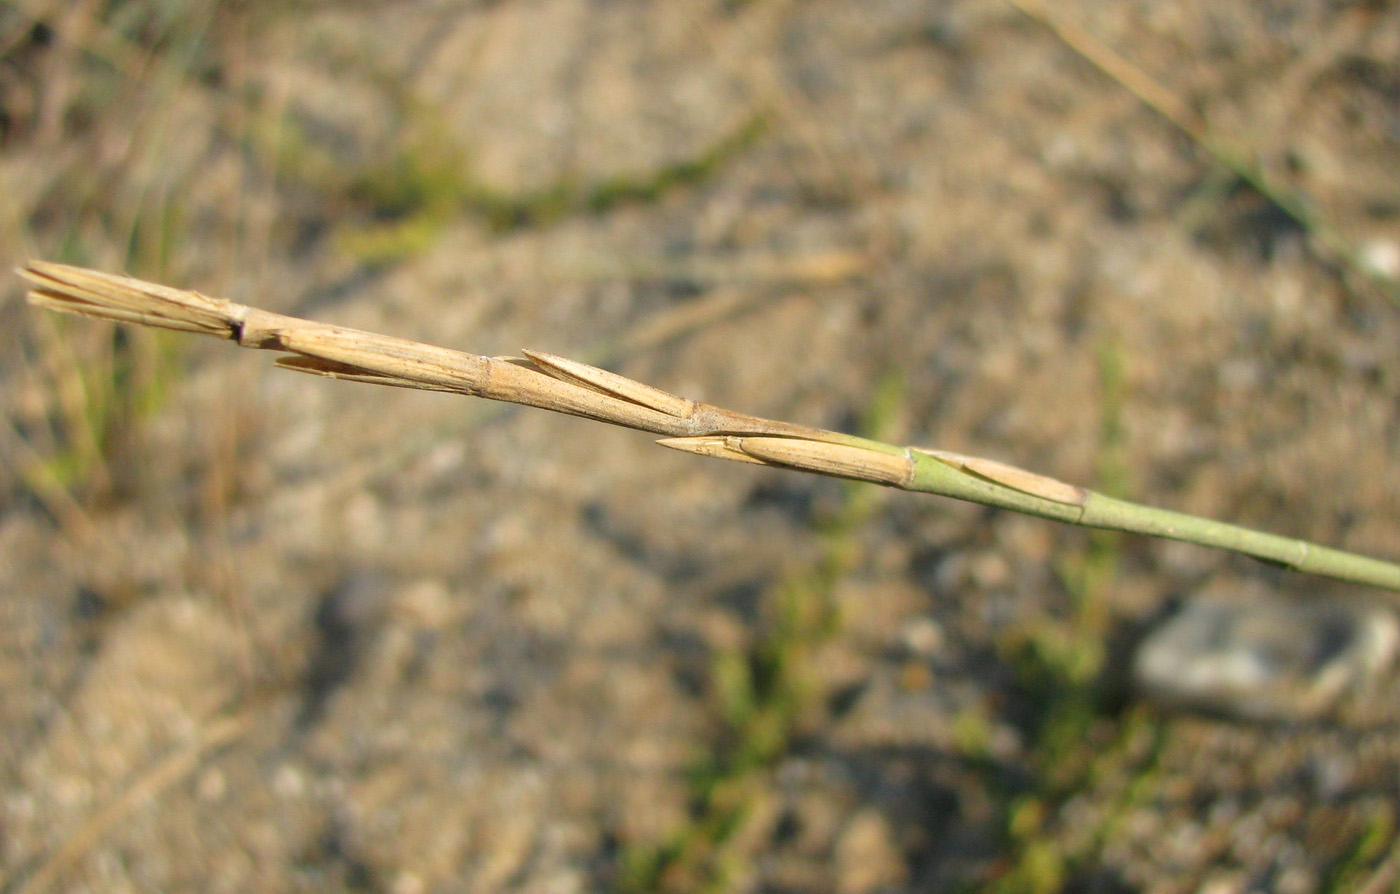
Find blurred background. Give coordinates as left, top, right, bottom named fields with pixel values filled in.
left=2, top=1, right=1400, bottom=891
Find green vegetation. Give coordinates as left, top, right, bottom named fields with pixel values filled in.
left=619, top=374, right=905, bottom=893
left=333, top=110, right=770, bottom=265
left=4, top=0, right=246, bottom=522
left=1320, top=804, right=1397, bottom=894
left=973, top=339, right=1165, bottom=894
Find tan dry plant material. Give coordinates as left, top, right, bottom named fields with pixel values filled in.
left=18, top=261, right=1400, bottom=594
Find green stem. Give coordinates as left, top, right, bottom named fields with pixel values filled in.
left=1082, top=493, right=1400, bottom=591
left=906, top=450, right=1085, bottom=522
left=907, top=450, right=1400, bottom=593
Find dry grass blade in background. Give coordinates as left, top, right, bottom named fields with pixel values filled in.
left=19, top=261, right=1400, bottom=594
left=1006, top=0, right=1400, bottom=302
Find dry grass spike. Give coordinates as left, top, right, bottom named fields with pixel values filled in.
left=17, top=261, right=1400, bottom=595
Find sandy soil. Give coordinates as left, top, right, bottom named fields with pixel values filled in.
left=2, top=1, right=1399, bottom=892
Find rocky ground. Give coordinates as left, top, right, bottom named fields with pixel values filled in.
left=2, top=1, right=1399, bottom=892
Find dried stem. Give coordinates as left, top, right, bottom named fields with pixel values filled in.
left=19, top=261, right=1400, bottom=594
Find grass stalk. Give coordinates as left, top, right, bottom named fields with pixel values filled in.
left=19, top=261, right=1400, bottom=594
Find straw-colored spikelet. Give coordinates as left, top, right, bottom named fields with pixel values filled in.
left=18, top=261, right=1400, bottom=594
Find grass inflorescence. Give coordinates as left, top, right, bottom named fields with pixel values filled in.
left=19, top=260, right=1400, bottom=595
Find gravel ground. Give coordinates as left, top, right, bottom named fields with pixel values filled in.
left=2, top=1, right=1399, bottom=892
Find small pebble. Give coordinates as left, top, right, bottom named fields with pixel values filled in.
left=1133, top=587, right=1399, bottom=720
left=834, top=809, right=906, bottom=894
left=1359, top=238, right=1400, bottom=280
left=273, top=764, right=305, bottom=798
left=898, top=616, right=945, bottom=657
left=197, top=768, right=226, bottom=802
